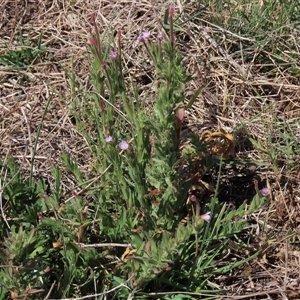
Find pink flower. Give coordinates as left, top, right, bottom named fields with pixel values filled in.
left=118, top=140, right=129, bottom=150
left=189, top=195, right=197, bottom=202
left=71, top=190, right=78, bottom=196
left=109, top=49, right=117, bottom=59
left=157, top=33, right=163, bottom=41
left=138, top=31, right=151, bottom=41
left=261, top=188, right=270, bottom=197
left=89, top=37, right=96, bottom=45
left=105, top=135, right=113, bottom=143
left=199, top=212, right=211, bottom=223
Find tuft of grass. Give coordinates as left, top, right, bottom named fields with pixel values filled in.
left=0, top=29, right=45, bottom=69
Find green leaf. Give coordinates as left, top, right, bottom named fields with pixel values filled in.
left=0, top=284, right=7, bottom=300
left=61, top=152, right=83, bottom=183
left=131, top=233, right=144, bottom=249
left=185, top=86, right=204, bottom=109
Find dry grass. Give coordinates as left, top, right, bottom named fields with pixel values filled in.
left=1, top=0, right=300, bottom=298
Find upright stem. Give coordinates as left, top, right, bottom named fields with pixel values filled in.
left=169, top=5, right=175, bottom=51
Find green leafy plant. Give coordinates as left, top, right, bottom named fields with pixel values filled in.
left=0, top=157, right=50, bottom=299
left=0, top=29, right=45, bottom=68
left=0, top=158, right=102, bottom=299
left=65, top=6, right=264, bottom=298
left=0, top=5, right=274, bottom=300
